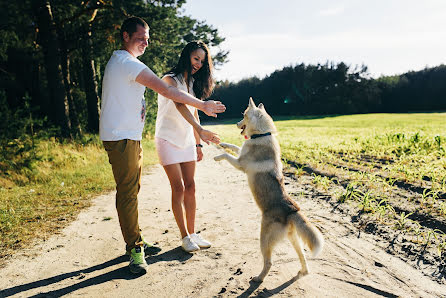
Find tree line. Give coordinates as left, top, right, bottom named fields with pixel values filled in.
left=210, top=62, right=446, bottom=119
left=1, top=1, right=444, bottom=140
left=0, top=0, right=227, bottom=140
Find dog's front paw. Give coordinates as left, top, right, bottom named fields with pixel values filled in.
left=214, top=154, right=224, bottom=161
left=252, top=276, right=264, bottom=283
left=218, top=142, right=230, bottom=149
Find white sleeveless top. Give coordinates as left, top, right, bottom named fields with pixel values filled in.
left=155, top=73, right=197, bottom=148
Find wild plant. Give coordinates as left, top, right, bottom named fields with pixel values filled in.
left=358, top=191, right=375, bottom=213
left=420, top=189, right=439, bottom=208
left=438, top=202, right=446, bottom=216
left=410, top=132, right=420, bottom=145
left=294, top=166, right=304, bottom=176
left=386, top=177, right=397, bottom=188
left=437, top=233, right=446, bottom=258
left=420, top=189, right=429, bottom=208
left=410, top=221, right=422, bottom=244
left=440, top=175, right=446, bottom=191
left=421, top=229, right=443, bottom=253
left=339, top=182, right=362, bottom=203
left=434, top=135, right=445, bottom=155
left=312, top=174, right=331, bottom=190
left=395, top=211, right=413, bottom=230
left=374, top=198, right=393, bottom=221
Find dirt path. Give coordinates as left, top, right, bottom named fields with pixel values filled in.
left=0, top=145, right=444, bottom=297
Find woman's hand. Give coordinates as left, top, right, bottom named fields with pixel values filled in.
left=196, top=146, right=203, bottom=162
left=198, top=128, right=220, bottom=145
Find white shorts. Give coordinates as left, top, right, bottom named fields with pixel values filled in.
left=155, top=138, right=197, bottom=166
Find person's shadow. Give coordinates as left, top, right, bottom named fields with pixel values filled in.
left=0, top=247, right=191, bottom=297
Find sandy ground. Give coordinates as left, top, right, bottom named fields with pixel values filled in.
left=0, top=145, right=444, bottom=298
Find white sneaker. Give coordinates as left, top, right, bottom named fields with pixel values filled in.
left=190, top=233, right=212, bottom=248
left=181, top=235, right=200, bottom=252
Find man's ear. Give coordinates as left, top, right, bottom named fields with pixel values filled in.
left=122, top=31, right=130, bottom=42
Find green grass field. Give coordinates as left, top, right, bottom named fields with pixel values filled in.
left=0, top=136, right=157, bottom=260
left=210, top=113, right=446, bottom=187
left=1, top=112, right=445, bottom=267
left=208, top=112, right=446, bottom=261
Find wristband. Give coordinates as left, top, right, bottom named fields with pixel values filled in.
left=196, top=144, right=203, bottom=148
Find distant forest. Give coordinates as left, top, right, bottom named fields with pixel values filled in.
left=1, top=1, right=445, bottom=141
left=0, top=0, right=227, bottom=140
left=210, top=63, right=446, bottom=120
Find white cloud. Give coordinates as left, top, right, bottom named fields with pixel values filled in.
left=183, top=0, right=446, bottom=82
left=317, top=7, right=345, bottom=16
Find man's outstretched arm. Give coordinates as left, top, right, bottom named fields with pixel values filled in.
left=135, top=68, right=225, bottom=117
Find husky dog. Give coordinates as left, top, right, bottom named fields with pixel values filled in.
left=214, top=98, right=324, bottom=282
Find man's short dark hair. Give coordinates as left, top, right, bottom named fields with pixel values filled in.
left=120, top=17, right=149, bottom=41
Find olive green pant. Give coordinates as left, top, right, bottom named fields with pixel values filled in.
left=103, top=139, right=143, bottom=253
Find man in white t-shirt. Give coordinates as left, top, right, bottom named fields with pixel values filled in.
left=99, top=17, right=225, bottom=274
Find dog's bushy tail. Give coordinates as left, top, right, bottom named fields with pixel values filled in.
left=289, top=212, right=324, bottom=257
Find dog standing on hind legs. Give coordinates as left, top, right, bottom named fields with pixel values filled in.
left=214, top=97, right=324, bottom=282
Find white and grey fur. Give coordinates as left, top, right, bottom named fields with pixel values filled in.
left=214, top=97, right=324, bottom=282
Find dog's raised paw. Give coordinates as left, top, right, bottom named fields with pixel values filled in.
left=214, top=155, right=224, bottom=161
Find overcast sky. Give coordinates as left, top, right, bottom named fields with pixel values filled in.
left=182, top=0, right=446, bottom=82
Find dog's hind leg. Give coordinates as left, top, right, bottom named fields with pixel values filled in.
left=253, top=220, right=285, bottom=283
left=288, top=226, right=309, bottom=278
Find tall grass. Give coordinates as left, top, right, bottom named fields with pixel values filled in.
left=0, top=135, right=157, bottom=260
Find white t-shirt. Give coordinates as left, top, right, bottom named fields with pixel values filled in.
left=155, top=74, right=197, bottom=148
left=99, top=50, right=148, bottom=141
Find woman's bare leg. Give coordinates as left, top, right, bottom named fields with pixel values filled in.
left=180, top=161, right=196, bottom=234
left=162, top=163, right=187, bottom=238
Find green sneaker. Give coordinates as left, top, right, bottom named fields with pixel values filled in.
left=141, top=235, right=162, bottom=255
left=125, top=236, right=161, bottom=256
left=129, top=246, right=147, bottom=274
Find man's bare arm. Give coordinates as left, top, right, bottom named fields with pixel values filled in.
left=159, top=76, right=220, bottom=144
left=135, top=68, right=225, bottom=117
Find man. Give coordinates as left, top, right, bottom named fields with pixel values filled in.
left=99, top=16, right=225, bottom=274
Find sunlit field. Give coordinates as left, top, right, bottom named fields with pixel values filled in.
left=207, top=112, right=446, bottom=265
left=0, top=136, right=157, bottom=261
left=1, top=112, right=445, bottom=272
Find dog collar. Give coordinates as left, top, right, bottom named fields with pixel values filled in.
left=250, top=132, right=271, bottom=139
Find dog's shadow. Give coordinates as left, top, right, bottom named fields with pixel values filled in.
left=237, top=276, right=298, bottom=298
left=0, top=247, right=190, bottom=297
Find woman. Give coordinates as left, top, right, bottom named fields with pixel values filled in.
left=155, top=41, right=217, bottom=252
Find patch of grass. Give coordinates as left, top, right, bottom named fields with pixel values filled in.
left=0, top=135, right=157, bottom=260
left=205, top=112, right=446, bottom=259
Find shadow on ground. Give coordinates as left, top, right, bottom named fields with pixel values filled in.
left=236, top=276, right=298, bottom=298
left=0, top=247, right=190, bottom=297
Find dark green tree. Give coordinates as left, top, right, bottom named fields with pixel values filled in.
left=0, top=0, right=228, bottom=139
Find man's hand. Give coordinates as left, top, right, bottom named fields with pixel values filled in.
left=202, top=100, right=226, bottom=117
left=199, top=128, right=220, bottom=145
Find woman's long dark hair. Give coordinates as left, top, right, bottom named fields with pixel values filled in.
left=167, top=41, right=215, bottom=99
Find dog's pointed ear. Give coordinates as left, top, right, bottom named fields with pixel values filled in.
left=249, top=97, right=255, bottom=108
left=258, top=103, right=264, bottom=110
